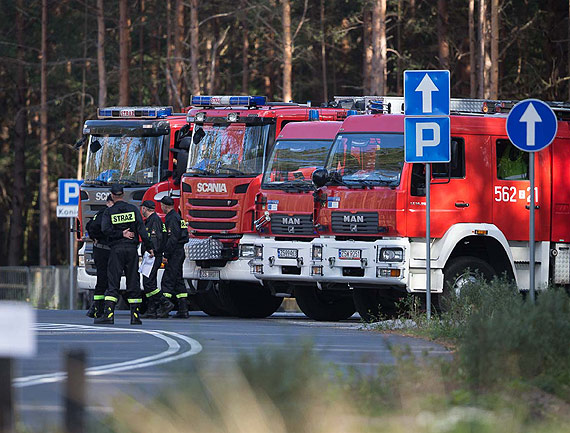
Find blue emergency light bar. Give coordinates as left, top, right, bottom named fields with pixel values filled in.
left=97, top=106, right=173, bottom=119
left=308, top=109, right=320, bottom=121
left=191, top=95, right=267, bottom=107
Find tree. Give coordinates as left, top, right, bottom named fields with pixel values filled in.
left=320, top=0, right=328, bottom=102
left=282, top=0, right=292, bottom=101
left=438, top=0, right=449, bottom=69
left=97, top=0, right=107, bottom=106
left=39, top=0, right=49, bottom=265
left=119, top=0, right=130, bottom=105
left=371, top=0, right=387, bottom=95
left=490, top=0, right=499, bottom=98
left=190, top=0, right=200, bottom=95
left=173, top=0, right=185, bottom=109
left=469, top=0, right=476, bottom=97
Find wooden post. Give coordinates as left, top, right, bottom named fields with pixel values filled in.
left=0, top=358, right=13, bottom=433
left=64, top=350, right=86, bottom=433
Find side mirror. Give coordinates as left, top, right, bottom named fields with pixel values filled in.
left=161, top=170, right=173, bottom=181
left=89, top=140, right=102, bottom=153
left=193, top=127, right=205, bottom=144
left=178, top=136, right=192, bottom=150
left=312, top=168, right=329, bottom=188
left=74, top=135, right=87, bottom=150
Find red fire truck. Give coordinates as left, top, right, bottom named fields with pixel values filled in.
left=251, top=96, right=570, bottom=320
left=250, top=120, right=357, bottom=321
left=180, top=95, right=349, bottom=318
left=77, top=106, right=191, bottom=305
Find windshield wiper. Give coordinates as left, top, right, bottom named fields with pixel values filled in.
left=216, top=166, right=246, bottom=175
left=114, top=179, right=138, bottom=185
left=83, top=179, right=109, bottom=186
left=280, top=180, right=313, bottom=191
left=188, top=167, right=214, bottom=175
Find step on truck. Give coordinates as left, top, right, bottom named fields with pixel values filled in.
left=180, top=95, right=349, bottom=318
left=76, top=106, right=192, bottom=306
left=249, top=119, right=359, bottom=321
left=301, top=97, right=570, bottom=320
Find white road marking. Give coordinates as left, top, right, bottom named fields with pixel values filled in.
left=13, top=323, right=202, bottom=388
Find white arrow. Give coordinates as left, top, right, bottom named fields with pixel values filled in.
left=415, top=74, right=439, bottom=113
left=519, top=102, right=542, bottom=146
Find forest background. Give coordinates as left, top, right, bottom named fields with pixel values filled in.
left=0, top=0, right=568, bottom=266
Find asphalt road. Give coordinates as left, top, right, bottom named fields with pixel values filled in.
left=12, top=309, right=449, bottom=430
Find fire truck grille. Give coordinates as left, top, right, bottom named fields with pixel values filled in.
left=189, top=199, right=238, bottom=207
left=189, top=221, right=236, bottom=230
left=189, top=210, right=237, bottom=219
left=331, top=212, right=379, bottom=234
left=270, top=214, right=314, bottom=235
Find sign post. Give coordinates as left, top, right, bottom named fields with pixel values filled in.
left=404, top=70, right=451, bottom=319
left=58, top=179, right=84, bottom=310
left=506, top=99, right=557, bottom=302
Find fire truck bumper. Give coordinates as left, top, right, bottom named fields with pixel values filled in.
left=183, top=257, right=260, bottom=283
left=249, top=239, right=314, bottom=282
left=308, top=238, right=411, bottom=288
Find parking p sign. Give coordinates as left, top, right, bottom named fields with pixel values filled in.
left=57, top=179, right=83, bottom=218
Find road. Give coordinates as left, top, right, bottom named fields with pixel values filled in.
left=13, top=309, right=449, bottom=430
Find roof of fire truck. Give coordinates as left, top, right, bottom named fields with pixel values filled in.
left=277, top=120, right=343, bottom=141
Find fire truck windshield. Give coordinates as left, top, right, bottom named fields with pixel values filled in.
left=262, top=139, right=331, bottom=190
left=326, top=133, right=404, bottom=186
left=187, top=123, right=269, bottom=176
left=84, top=134, right=163, bottom=185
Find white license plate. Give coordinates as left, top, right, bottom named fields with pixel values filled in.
left=278, top=248, right=298, bottom=259
left=338, top=249, right=361, bottom=260
left=199, top=269, right=220, bottom=280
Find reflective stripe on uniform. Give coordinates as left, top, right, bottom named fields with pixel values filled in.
left=128, top=298, right=142, bottom=304
left=176, top=293, right=188, bottom=298
left=146, top=288, right=161, bottom=298
left=111, top=212, right=135, bottom=224
left=105, top=296, right=118, bottom=303
left=181, top=220, right=188, bottom=229
left=93, top=295, right=105, bottom=300
left=163, top=293, right=172, bottom=298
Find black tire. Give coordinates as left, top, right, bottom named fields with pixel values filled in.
left=439, top=256, right=495, bottom=310
left=353, top=288, right=400, bottom=322
left=195, top=282, right=231, bottom=317
left=219, top=282, right=283, bottom=318
left=295, top=286, right=355, bottom=321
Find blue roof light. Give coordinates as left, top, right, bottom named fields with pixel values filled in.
left=190, top=95, right=267, bottom=107
left=346, top=109, right=358, bottom=117
left=97, top=106, right=173, bottom=119
left=308, top=109, right=320, bottom=121
left=369, top=101, right=384, bottom=113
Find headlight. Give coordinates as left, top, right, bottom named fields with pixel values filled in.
left=378, top=247, right=404, bottom=262
left=312, top=244, right=323, bottom=260
left=78, top=255, right=85, bottom=267
left=254, top=245, right=263, bottom=259
left=239, top=244, right=255, bottom=258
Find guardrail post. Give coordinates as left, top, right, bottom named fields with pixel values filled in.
left=64, top=350, right=85, bottom=433
left=0, top=357, right=13, bottom=433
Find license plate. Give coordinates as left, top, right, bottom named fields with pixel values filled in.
left=278, top=248, right=298, bottom=259
left=339, top=249, right=361, bottom=260
left=199, top=269, right=220, bottom=280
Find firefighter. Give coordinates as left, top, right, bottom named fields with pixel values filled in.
left=140, top=200, right=174, bottom=318
left=85, top=194, right=114, bottom=318
left=160, top=196, right=190, bottom=318
left=95, top=184, right=154, bottom=325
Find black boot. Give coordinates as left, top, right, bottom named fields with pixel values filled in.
left=86, top=299, right=103, bottom=318
left=94, top=301, right=115, bottom=324
left=173, top=297, right=189, bottom=319
left=130, top=304, right=142, bottom=325
left=141, top=296, right=157, bottom=319
left=156, top=296, right=175, bottom=318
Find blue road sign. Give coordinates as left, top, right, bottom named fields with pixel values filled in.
left=404, top=117, right=451, bottom=163
left=506, top=99, right=557, bottom=152
left=58, top=179, right=84, bottom=206
left=404, top=70, right=450, bottom=116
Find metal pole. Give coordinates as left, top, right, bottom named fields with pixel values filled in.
left=69, top=218, right=75, bottom=310
left=529, top=153, right=535, bottom=303
left=425, top=163, right=431, bottom=320
left=64, top=350, right=86, bottom=433
left=0, top=358, right=14, bottom=433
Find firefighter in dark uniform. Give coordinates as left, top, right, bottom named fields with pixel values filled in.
left=160, top=196, right=190, bottom=318
left=85, top=194, right=114, bottom=318
left=140, top=200, right=175, bottom=318
left=95, top=184, right=154, bottom=325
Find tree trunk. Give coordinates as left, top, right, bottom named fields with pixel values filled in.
left=97, top=0, right=107, bottom=106
left=9, top=0, right=27, bottom=266
left=119, top=0, right=130, bottom=105
left=40, top=0, right=49, bottom=266
left=371, top=0, right=386, bottom=95
left=469, top=0, right=476, bottom=97
left=173, top=0, right=184, bottom=110
left=490, top=0, right=499, bottom=98
left=477, top=0, right=485, bottom=98
left=437, top=0, right=449, bottom=69
left=282, top=0, right=292, bottom=102
left=139, top=0, right=145, bottom=104
left=396, top=0, right=403, bottom=94
left=190, top=0, right=200, bottom=95
left=320, top=0, right=328, bottom=102
left=363, top=8, right=372, bottom=95
left=149, top=1, right=160, bottom=104
left=379, top=0, right=386, bottom=94
left=242, top=28, right=249, bottom=94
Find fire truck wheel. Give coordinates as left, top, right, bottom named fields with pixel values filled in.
left=195, top=282, right=231, bottom=317
left=220, top=282, right=283, bottom=318
left=295, top=287, right=355, bottom=321
left=353, top=288, right=399, bottom=322
left=440, top=256, right=495, bottom=310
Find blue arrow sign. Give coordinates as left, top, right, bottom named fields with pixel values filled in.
left=506, top=99, right=557, bottom=152
left=58, top=179, right=84, bottom=206
left=404, top=70, right=450, bottom=116
left=404, top=117, right=450, bottom=163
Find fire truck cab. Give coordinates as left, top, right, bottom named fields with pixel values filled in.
left=180, top=96, right=349, bottom=318
left=77, top=106, right=190, bottom=304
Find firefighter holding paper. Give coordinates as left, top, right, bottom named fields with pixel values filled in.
left=160, top=196, right=190, bottom=318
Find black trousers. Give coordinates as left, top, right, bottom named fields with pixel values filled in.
left=93, top=245, right=110, bottom=301
left=105, top=245, right=142, bottom=304
left=142, top=252, right=163, bottom=297
left=161, top=248, right=187, bottom=299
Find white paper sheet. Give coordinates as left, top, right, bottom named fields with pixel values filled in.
left=138, top=252, right=155, bottom=278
